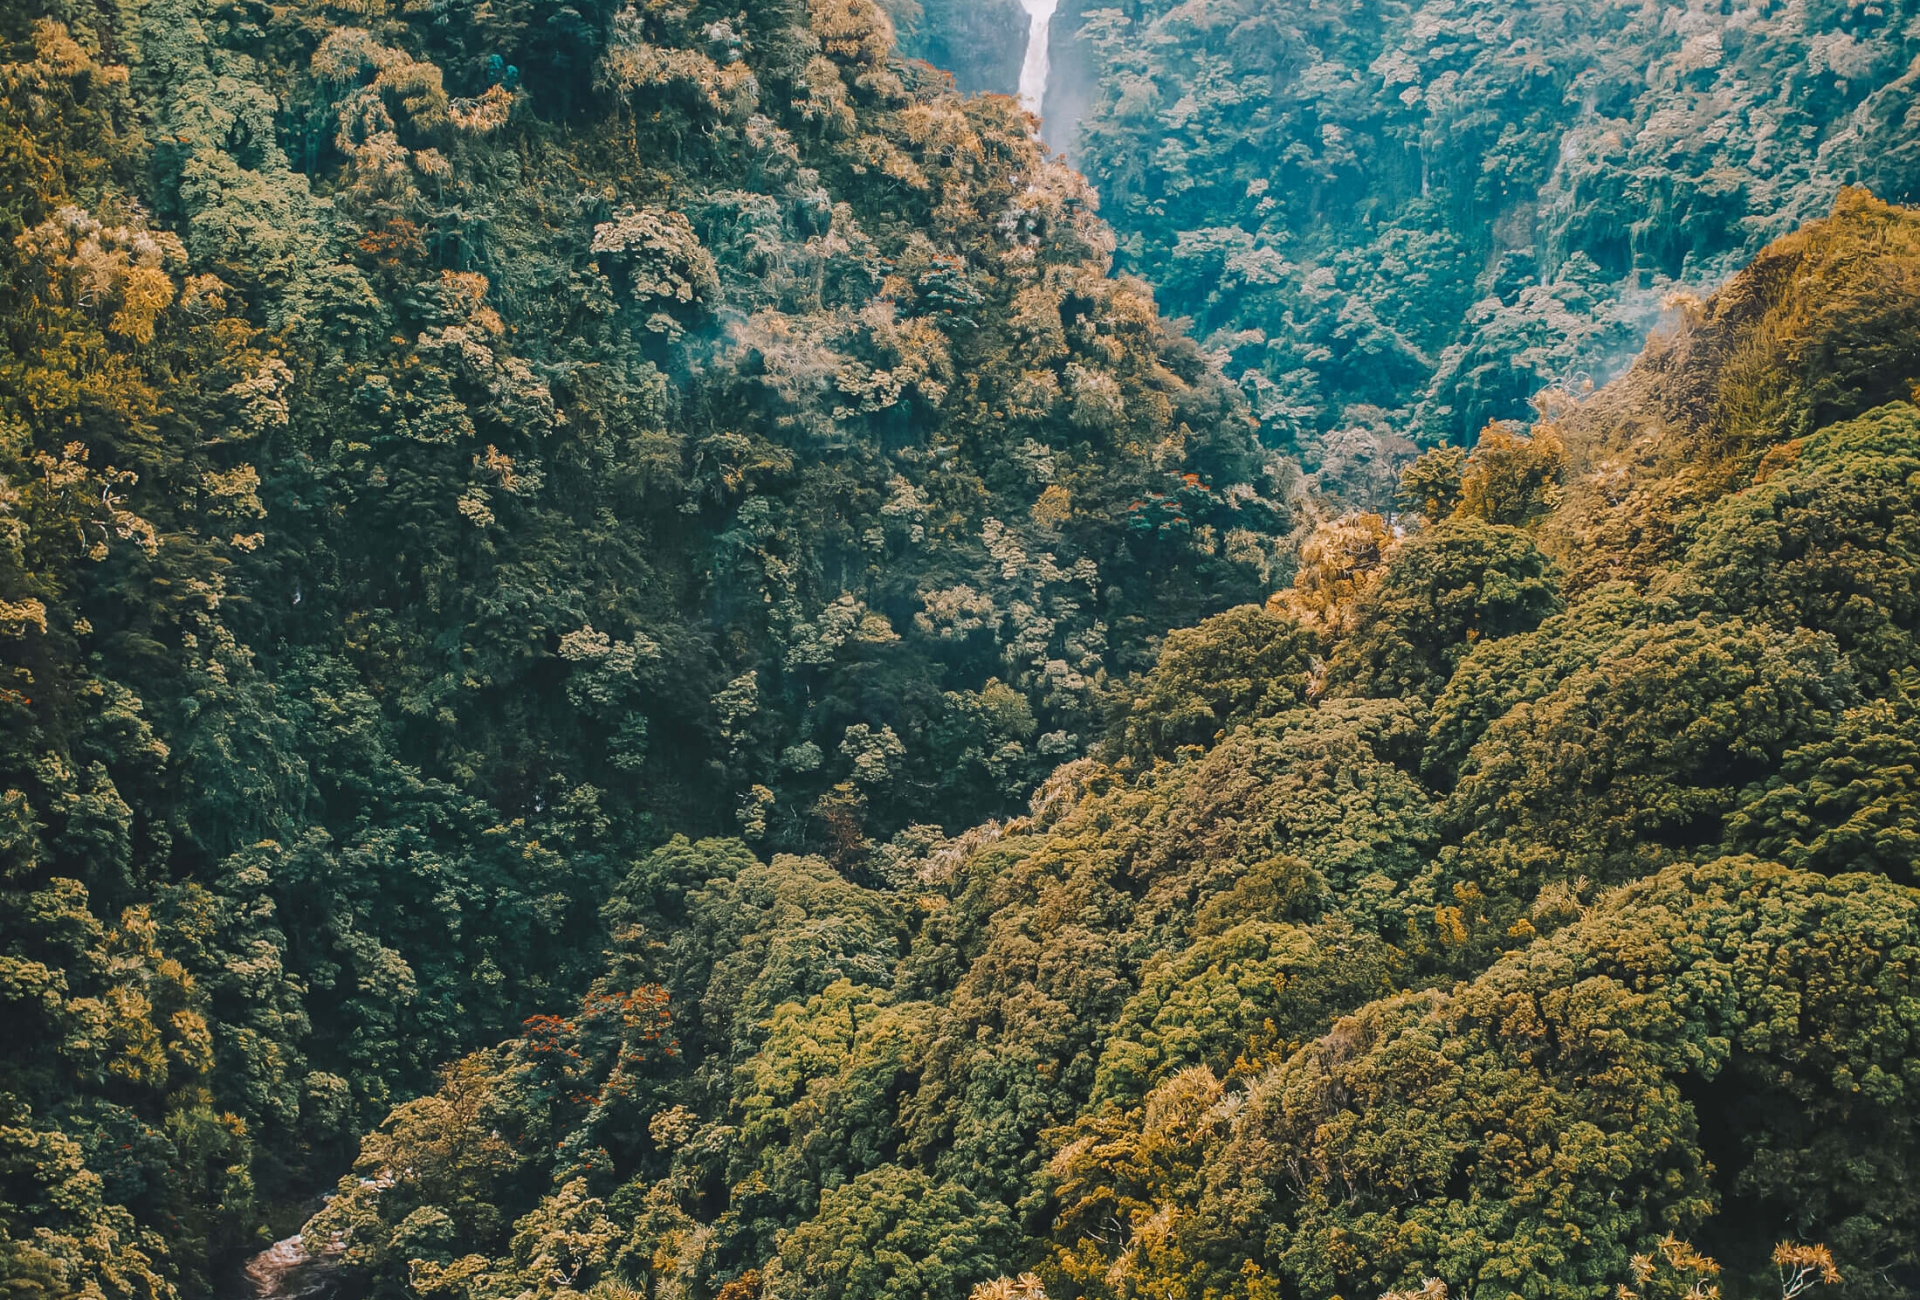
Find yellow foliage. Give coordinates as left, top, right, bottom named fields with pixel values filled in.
left=1275, top=511, right=1395, bottom=633
left=168, top=1009, right=215, bottom=1076
left=1034, top=484, right=1072, bottom=528
left=449, top=83, right=514, bottom=134
left=1617, top=1236, right=1722, bottom=1300
left=793, top=54, right=860, bottom=136
left=109, top=264, right=175, bottom=343
left=440, top=270, right=505, bottom=335
left=970, top=1273, right=1047, bottom=1300
left=201, top=464, right=265, bottom=519
left=1457, top=423, right=1565, bottom=526
left=31, top=441, right=158, bottom=561
left=0, top=598, right=49, bottom=637
left=808, top=0, right=904, bottom=98
left=16, top=205, right=185, bottom=342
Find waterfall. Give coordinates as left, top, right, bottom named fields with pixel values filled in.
left=1018, top=0, right=1058, bottom=118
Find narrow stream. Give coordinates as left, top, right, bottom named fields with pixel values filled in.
left=1018, top=0, right=1058, bottom=117
left=232, top=1230, right=344, bottom=1300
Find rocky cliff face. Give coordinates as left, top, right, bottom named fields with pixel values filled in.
left=889, top=0, right=1027, bottom=96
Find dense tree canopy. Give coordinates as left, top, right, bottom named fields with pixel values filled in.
left=6, top=1, right=1920, bottom=1300
left=291, top=193, right=1920, bottom=1300
left=252, top=194, right=1920, bottom=1300
left=0, top=0, right=1296, bottom=1288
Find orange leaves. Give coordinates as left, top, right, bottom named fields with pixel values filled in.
left=1619, top=1235, right=1721, bottom=1300
left=519, top=1013, right=578, bottom=1056
left=898, top=101, right=987, bottom=175
left=580, top=983, right=673, bottom=1045
left=439, top=271, right=504, bottom=336
left=516, top=983, right=677, bottom=1089
left=449, top=84, right=514, bottom=136
left=356, top=219, right=426, bottom=267
left=717, top=1268, right=766, bottom=1300
left=1773, top=1243, right=1840, bottom=1299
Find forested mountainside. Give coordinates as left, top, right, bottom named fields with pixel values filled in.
left=297, top=191, right=1920, bottom=1300
left=0, top=0, right=1292, bottom=1290
left=942, top=0, right=1920, bottom=499
left=7, top=0, right=1920, bottom=1297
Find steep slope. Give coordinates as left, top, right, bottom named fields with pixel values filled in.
left=303, top=195, right=1920, bottom=1300
left=0, top=0, right=1294, bottom=1290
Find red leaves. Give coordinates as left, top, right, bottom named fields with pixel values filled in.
left=515, top=984, right=677, bottom=1101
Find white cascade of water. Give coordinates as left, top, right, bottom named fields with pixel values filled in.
left=238, top=1227, right=346, bottom=1299
left=1018, top=0, right=1058, bottom=118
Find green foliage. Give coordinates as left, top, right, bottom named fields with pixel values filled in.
left=1085, top=915, right=1400, bottom=1106
left=0, top=0, right=1297, bottom=1287
left=1107, top=604, right=1316, bottom=763
left=308, top=977, right=675, bottom=1298
left=1724, top=686, right=1920, bottom=885
left=1660, top=404, right=1920, bottom=685
left=765, top=1167, right=1015, bottom=1300
left=1421, top=582, right=1666, bottom=788
left=1395, top=443, right=1465, bottom=523
left=1045, top=0, right=1920, bottom=479
left=8, top=1, right=1920, bottom=1298
left=1328, top=517, right=1564, bottom=702
left=731, top=981, right=934, bottom=1242
left=1053, top=860, right=1920, bottom=1300
left=886, top=0, right=1025, bottom=98
left=1546, top=192, right=1920, bottom=592
left=1446, top=618, right=1856, bottom=899
left=1455, top=424, right=1566, bottom=526
left=259, top=241, right=1920, bottom=1291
